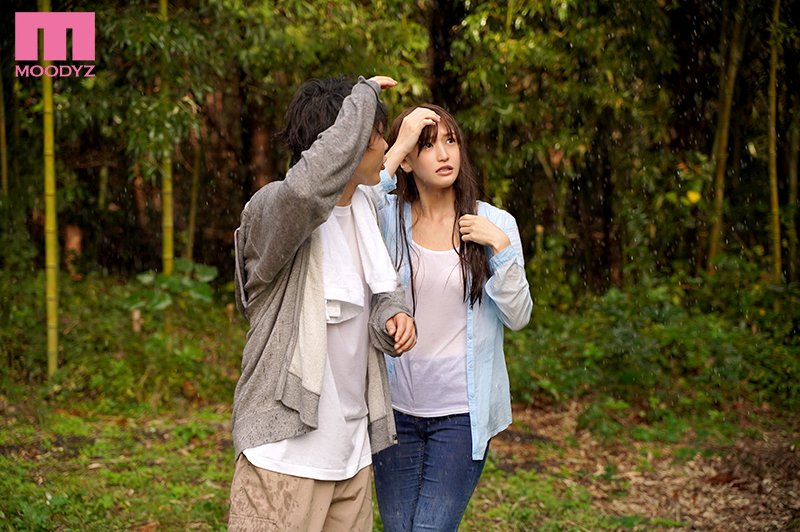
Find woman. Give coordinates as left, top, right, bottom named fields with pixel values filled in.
left=372, top=105, right=533, bottom=531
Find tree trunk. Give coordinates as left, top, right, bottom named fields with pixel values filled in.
left=788, top=112, right=799, bottom=282
left=707, top=0, right=746, bottom=273
left=768, top=0, right=781, bottom=284
left=64, top=224, right=83, bottom=280
left=429, top=0, right=465, bottom=110
left=0, top=44, right=7, bottom=197
left=40, top=0, right=58, bottom=378
left=184, top=132, right=201, bottom=261
left=248, top=103, right=275, bottom=192
left=132, top=168, right=150, bottom=230
left=97, top=166, right=108, bottom=211
left=711, top=0, right=731, bottom=159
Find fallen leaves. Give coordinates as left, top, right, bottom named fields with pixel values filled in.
left=493, top=401, right=799, bottom=531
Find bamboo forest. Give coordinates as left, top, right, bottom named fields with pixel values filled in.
left=1, top=0, right=798, bottom=529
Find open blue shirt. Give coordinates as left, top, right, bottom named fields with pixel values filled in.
left=367, top=171, right=533, bottom=459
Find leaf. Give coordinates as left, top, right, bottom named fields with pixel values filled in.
left=187, top=283, right=213, bottom=303
left=174, top=258, right=194, bottom=275
left=149, top=292, right=173, bottom=312
left=194, top=264, right=218, bottom=283
left=137, top=272, right=156, bottom=285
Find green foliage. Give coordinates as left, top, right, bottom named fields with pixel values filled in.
left=686, top=254, right=800, bottom=346
left=0, top=273, right=243, bottom=412
left=130, top=258, right=218, bottom=312
left=507, top=283, right=800, bottom=427
left=0, top=408, right=231, bottom=529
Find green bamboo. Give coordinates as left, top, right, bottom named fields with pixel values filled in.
left=162, top=154, right=173, bottom=276
left=159, top=0, right=174, bottom=349
left=708, top=0, right=745, bottom=273
left=0, top=44, right=8, bottom=197
left=767, top=0, right=781, bottom=284
left=185, top=136, right=201, bottom=261
left=788, top=122, right=798, bottom=282
left=41, top=0, right=58, bottom=378
left=98, top=166, right=108, bottom=211
left=160, top=0, right=173, bottom=277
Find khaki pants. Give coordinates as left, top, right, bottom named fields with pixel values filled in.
left=227, top=454, right=373, bottom=532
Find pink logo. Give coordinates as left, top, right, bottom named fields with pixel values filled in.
left=15, top=12, right=95, bottom=61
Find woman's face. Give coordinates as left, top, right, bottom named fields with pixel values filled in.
left=403, top=125, right=461, bottom=192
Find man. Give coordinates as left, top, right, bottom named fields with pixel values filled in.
left=228, top=75, right=415, bottom=531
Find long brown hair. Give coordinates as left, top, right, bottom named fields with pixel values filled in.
left=387, top=104, right=489, bottom=308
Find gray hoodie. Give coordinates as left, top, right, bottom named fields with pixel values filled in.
left=231, top=78, right=407, bottom=459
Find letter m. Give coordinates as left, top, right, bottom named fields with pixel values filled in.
left=15, top=12, right=95, bottom=61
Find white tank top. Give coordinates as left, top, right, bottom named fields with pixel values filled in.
left=390, top=240, right=469, bottom=417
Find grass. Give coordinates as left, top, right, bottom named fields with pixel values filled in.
left=0, top=396, right=709, bottom=531
left=1, top=274, right=797, bottom=530
left=0, top=404, right=232, bottom=530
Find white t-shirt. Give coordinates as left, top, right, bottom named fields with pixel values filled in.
left=243, top=205, right=372, bottom=481
left=390, top=241, right=469, bottom=417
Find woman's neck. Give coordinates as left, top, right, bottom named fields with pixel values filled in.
left=413, top=186, right=456, bottom=221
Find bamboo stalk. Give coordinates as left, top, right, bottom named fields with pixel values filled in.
left=185, top=134, right=200, bottom=261
left=97, top=166, right=108, bottom=211
left=0, top=44, right=8, bottom=197
left=788, top=123, right=798, bottom=282
left=41, top=0, right=59, bottom=378
left=708, top=0, right=745, bottom=274
left=160, top=0, right=174, bottom=348
left=767, top=0, right=781, bottom=284
left=162, top=154, right=173, bottom=276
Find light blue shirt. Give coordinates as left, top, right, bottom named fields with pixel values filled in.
left=369, top=171, right=533, bottom=459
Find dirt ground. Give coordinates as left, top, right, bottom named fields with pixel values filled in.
left=492, top=403, right=800, bottom=531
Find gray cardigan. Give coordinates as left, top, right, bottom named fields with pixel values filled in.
left=231, top=78, right=407, bottom=458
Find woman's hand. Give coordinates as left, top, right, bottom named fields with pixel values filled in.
left=386, top=312, right=416, bottom=354
left=458, top=214, right=511, bottom=255
left=384, top=107, right=440, bottom=177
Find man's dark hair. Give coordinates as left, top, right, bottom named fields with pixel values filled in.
left=280, top=76, right=388, bottom=165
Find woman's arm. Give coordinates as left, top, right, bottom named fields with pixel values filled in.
left=383, top=107, right=440, bottom=177
left=363, top=106, right=440, bottom=209
left=461, top=211, right=532, bottom=330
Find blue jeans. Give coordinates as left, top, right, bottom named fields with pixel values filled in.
left=373, top=411, right=487, bottom=532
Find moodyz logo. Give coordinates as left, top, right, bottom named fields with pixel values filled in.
left=15, top=12, right=96, bottom=78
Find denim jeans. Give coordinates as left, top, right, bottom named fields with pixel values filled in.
left=373, top=411, right=487, bottom=532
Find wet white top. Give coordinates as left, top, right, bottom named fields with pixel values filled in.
left=390, top=241, right=469, bottom=417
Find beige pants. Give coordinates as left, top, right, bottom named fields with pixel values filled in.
left=227, top=454, right=373, bottom=532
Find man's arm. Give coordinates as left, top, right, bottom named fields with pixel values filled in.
left=243, top=78, right=382, bottom=287
left=369, top=284, right=415, bottom=357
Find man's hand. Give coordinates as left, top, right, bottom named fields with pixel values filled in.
left=385, top=312, right=416, bottom=354
left=368, top=76, right=398, bottom=89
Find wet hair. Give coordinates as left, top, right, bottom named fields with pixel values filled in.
left=280, top=76, right=388, bottom=165
left=387, top=104, right=489, bottom=308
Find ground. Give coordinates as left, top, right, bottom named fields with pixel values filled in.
left=1, top=395, right=798, bottom=530
left=489, top=402, right=800, bottom=531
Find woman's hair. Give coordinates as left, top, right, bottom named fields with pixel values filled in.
left=387, top=104, right=489, bottom=308
left=280, top=77, right=388, bottom=165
